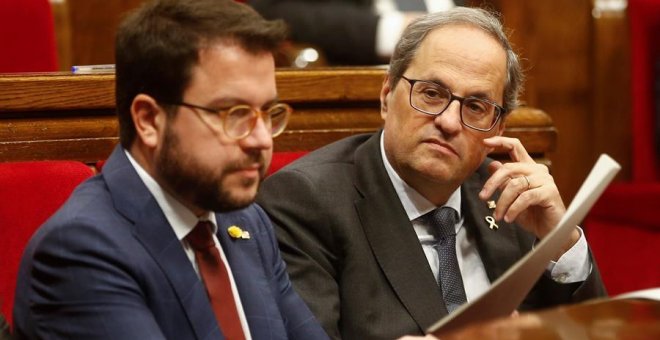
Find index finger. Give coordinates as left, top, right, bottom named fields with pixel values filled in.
left=483, top=136, right=534, bottom=163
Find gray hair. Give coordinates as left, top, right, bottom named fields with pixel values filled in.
left=388, top=7, right=524, bottom=113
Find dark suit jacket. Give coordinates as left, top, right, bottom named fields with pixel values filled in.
left=257, top=132, right=606, bottom=340
left=248, top=0, right=465, bottom=65
left=13, top=146, right=327, bottom=340
left=0, top=314, right=10, bottom=340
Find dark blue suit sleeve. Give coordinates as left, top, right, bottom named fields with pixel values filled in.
left=14, top=220, right=166, bottom=339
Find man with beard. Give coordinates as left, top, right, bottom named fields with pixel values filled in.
left=12, top=0, right=327, bottom=339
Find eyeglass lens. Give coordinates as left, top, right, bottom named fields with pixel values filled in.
left=223, top=104, right=290, bottom=139
left=411, top=81, right=499, bottom=130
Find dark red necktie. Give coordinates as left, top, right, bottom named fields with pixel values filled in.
left=186, top=221, right=246, bottom=340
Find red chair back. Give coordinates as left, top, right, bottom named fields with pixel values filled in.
left=0, top=161, right=93, bottom=325
left=0, top=0, right=58, bottom=73
left=586, top=184, right=660, bottom=295
left=267, top=151, right=308, bottom=176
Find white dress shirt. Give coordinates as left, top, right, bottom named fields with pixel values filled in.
left=378, top=134, right=591, bottom=302
left=374, top=0, right=456, bottom=58
left=125, top=150, right=253, bottom=339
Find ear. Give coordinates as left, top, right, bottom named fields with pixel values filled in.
left=380, top=75, right=392, bottom=120
left=131, top=94, right=167, bottom=148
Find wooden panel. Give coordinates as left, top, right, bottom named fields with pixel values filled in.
left=276, top=67, right=387, bottom=102
left=591, top=6, right=632, bottom=181
left=491, top=0, right=594, bottom=202
left=67, top=0, right=145, bottom=66
left=50, top=0, right=72, bottom=71
left=0, top=116, right=117, bottom=141
left=0, top=68, right=556, bottom=169
left=0, top=74, right=115, bottom=111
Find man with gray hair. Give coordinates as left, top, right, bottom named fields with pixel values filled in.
left=257, top=7, right=606, bottom=339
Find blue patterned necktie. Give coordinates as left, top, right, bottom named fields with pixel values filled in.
left=395, top=0, right=427, bottom=11
left=425, top=207, right=467, bottom=313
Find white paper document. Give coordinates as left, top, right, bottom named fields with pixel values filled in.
left=428, top=154, right=621, bottom=336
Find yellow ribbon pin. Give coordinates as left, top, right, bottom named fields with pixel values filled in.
left=227, top=225, right=250, bottom=239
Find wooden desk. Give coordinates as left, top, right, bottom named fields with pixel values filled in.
left=440, top=298, right=660, bottom=339
left=0, top=68, right=556, bottom=165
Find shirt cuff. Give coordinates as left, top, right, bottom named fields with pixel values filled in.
left=376, top=12, right=406, bottom=59
left=546, top=226, right=591, bottom=283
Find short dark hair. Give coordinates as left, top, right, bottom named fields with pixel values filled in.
left=115, top=0, right=287, bottom=147
left=388, top=7, right=524, bottom=114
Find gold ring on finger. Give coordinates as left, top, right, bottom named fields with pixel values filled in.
left=523, top=175, right=530, bottom=191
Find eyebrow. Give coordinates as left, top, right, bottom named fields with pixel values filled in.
left=205, top=97, right=281, bottom=110
left=419, top=77, right=498, bottom=103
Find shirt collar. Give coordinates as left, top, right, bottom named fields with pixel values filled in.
left=124, top=149, right=217, bottom=240
left=379, top=132, right=462, bottom=221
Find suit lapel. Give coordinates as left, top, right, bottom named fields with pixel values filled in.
left=353, top=133, right=447, bottom=331
left=460, top=164, right=526, bottom=282
left=213, top=211, right=267, bottom=338
left=103, top=147, right=221, bottom=339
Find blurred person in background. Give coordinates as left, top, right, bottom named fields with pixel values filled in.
left=249, top=0, right=464, bottom=65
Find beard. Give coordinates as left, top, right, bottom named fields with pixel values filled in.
left=155, top=124, right=265, bottom=212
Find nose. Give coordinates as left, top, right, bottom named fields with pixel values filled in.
left=240, top=115, right=273, bottom=150
left=434, top=98, right=462, bottom=133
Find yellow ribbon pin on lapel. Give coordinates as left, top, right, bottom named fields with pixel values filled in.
left=227, top=225, right=250, bottom=239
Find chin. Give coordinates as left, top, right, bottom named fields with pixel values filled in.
left=417, top=162, right=457, bottom=183
left=228, top=196, right=256, bottom=210
left=228, top=184, right=259, bottom=205
left=237, top=188, right=258, bottom=204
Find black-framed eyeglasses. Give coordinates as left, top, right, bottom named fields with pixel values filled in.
left=163, top=101, right=292, bottom=140
left=401, top=76, right=506, bottom=132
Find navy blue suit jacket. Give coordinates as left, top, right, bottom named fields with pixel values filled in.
left=13, top=146, right=327, bottom=339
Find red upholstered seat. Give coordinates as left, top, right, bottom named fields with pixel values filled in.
left=586, top=184, right=660, bottom=294
left=584, top=0, right=660, bottom=295
left=267, top=151, right=308, bottom=176
left=0, top=0, right=58, bottom=73
left=0, top=161, right=93, bottom=325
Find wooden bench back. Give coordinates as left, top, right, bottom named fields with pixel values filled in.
left=0, top=67, right=556, bottom=165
